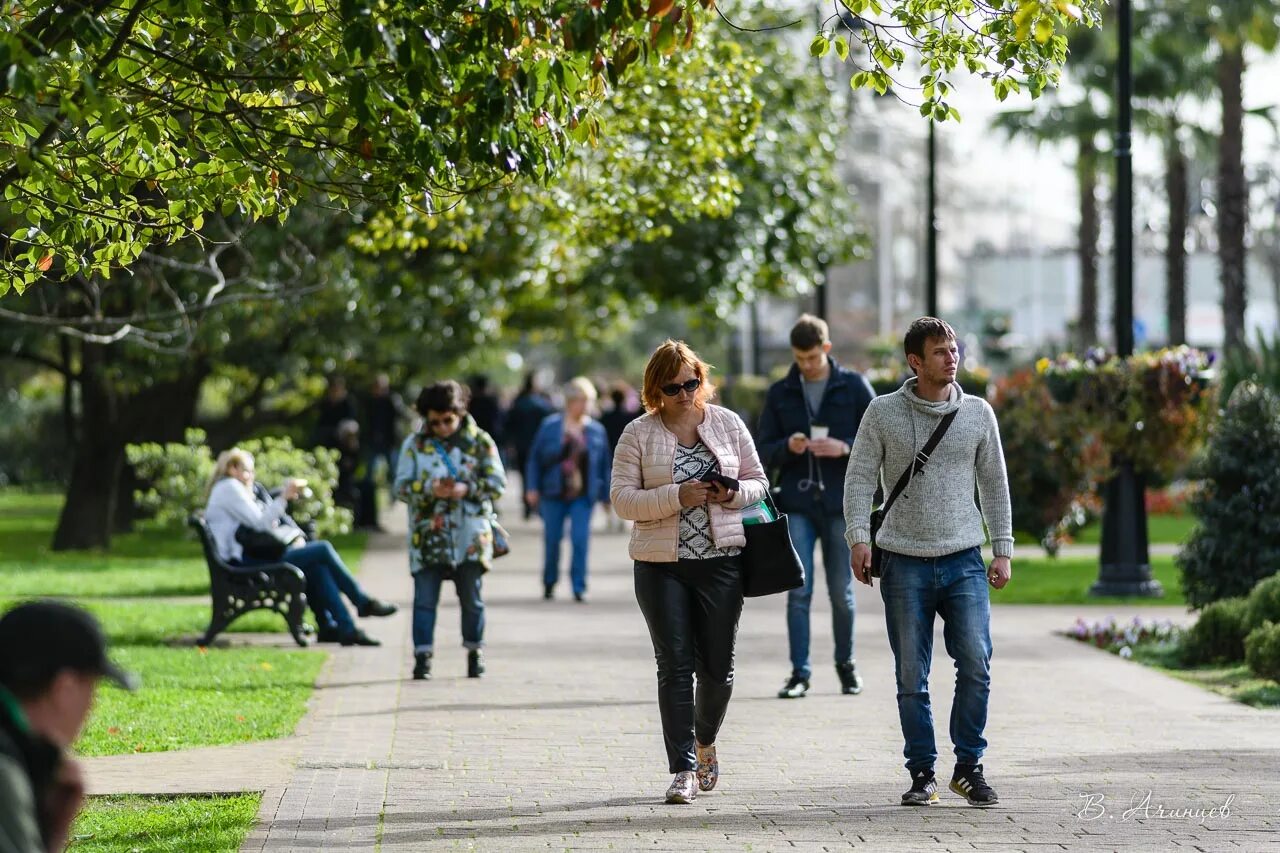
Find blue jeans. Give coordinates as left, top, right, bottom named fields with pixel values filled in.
left=413, top=563, right=485, bottom=654
left=283, top=541, right=369, bottom=636
left=540, top=496, right=593, bottom=595
left=785, top=512, right=856, bottom=680
left=879, top=547, right=992, bottom=772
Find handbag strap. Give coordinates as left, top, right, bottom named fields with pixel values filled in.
left=874, top=409, right=958, bottom=519
left=431, top=438, right=462, bottom=479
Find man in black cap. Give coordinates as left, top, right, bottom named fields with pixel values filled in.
left=0, top=601, right=137, bottom=853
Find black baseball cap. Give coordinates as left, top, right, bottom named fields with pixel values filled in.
left=0, top=601, right=139, bottom=694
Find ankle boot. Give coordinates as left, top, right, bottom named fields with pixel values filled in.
left=467, top=649, right=485, bottom=678
left=413, top=652, right=432, bottom=681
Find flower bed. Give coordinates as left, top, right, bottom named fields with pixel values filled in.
left=1063, top=616, right=1183, bottom=659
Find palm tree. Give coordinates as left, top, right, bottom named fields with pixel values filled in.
left=1202, top=7, right=1280, bottom=351
left=1132, top=9, right=1216, bottom=346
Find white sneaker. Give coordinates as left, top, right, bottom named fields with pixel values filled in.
left=665, top=771, right=697, bottom=804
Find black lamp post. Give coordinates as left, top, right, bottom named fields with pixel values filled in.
left=926, top=119, right=939, bottom=317
left=1090, top=0, right=1161, bottom=597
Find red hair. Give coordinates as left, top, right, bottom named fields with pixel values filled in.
left=641, top=340, right=716, bottom=414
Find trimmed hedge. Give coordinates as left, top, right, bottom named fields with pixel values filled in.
left=1183, top=597, right=1249, bottom=665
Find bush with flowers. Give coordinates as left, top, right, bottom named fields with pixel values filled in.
left=1035, top=346, right=1216, bottom=485
left=991, top=368, right=1107, bottom=552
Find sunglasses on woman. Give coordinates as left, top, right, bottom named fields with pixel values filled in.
left=660, top=378, right=701, bottom=397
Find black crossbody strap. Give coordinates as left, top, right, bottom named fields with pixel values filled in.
left=874, top=409, right=958, bottom=517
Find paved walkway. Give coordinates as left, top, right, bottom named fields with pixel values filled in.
left=219, top=496, right=1276, bottom=852
left=78, top=493, right=1280, bottom=850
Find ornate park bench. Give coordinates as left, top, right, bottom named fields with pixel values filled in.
left=189, top=514, right=311, bottom=647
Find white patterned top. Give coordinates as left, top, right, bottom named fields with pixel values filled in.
left=673, top=441, right=742, bottom=560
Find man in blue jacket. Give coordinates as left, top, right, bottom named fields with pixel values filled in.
left=757, top=314, right=875, bottom=699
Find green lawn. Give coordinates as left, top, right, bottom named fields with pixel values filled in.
left=69, top=794, right=261, bottom=852
left=0, top=489, right=370, bottom=757
left=1072, top=512, right=1196, bottom=546
left=0, top=490, right=365, bottom=598
left=1129, top=642, right=1280, bottom=708
left=994, top=555, right=1185, bottom=605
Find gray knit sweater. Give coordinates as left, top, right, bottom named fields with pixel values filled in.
left=842, top=378, right=1014, bottom=559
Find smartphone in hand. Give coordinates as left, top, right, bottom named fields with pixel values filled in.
left=699, top=469, right=740, bottom=492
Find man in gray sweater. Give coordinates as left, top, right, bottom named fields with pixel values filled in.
left=843, top=317, right=1013, bottom=808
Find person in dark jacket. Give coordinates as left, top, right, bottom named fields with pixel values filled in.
left=0, top=602, right=137, bottom=853
left=312, top=374, right=359, bottom=450
left=467, top=374, right=504, bottom=443
left=599, top=384, right=641, bottom=532
left=756, top=314, right=875, bottom=700
left=505, top=372, right=555, bottom=519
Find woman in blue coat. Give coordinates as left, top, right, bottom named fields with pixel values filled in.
left=524, top=377, right=612, bottom=602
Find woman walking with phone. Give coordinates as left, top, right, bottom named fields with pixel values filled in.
left=610, top=340, right=768, bottom=804
left=395, top=380, right=507, bottom=681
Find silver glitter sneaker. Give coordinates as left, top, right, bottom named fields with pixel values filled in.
left=665, top=771, right=698, bottom=804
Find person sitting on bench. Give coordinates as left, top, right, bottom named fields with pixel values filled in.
left=204, top=448, right=395, bottom=646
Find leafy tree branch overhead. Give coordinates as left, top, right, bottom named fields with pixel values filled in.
left=0, top=0, right=711, bottom=292
left=809, top=0, right=1100, bottom=118
left=1, top=0, right=1097, bottom=294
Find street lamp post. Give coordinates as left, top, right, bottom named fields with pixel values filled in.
left=926, top=119, right=939, bottom=317
left=1090, top=0, right=1161, bottom=597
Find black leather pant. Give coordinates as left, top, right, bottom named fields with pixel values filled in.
left=634, top=555, right=744, bottom=773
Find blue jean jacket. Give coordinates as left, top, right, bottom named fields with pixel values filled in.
left=524, top=414, right=612, bottom=504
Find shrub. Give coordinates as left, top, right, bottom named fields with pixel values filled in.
left=1177, top=383, right=1280, bottom=608
left=127, top=428, right=352, bottom=537
left=1036, top=346, right=1215, bottom=486
left=1244, top=621, right=1280, bottom=683
left=1182, top=597, right=1249, bottom=665
left=1245, top=573, right=1280, bottom=633
left=992, top=369, right=1105, bottom=552
left=0, top=376, right=71, bottom=486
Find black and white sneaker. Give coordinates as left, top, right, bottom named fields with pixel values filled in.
left=835, top=660, right=863, bottom=695
left=901, top=768, right=939, bottom=806
left=776, top=674, right=810, bottom=699
left=950, top=763, right=999, bottom=807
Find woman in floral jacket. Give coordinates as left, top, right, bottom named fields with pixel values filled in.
left=395, top=380, right=506, bottom=681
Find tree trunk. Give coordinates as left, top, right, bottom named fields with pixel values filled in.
left=1077, top=132, right=1101, bottom=348
left=1165, top=125, right=1189, bottom=346
left=52, top=342, right=121, bottom=551
left=52, top=342, right=208, bottom=550
left=1217, top=43, right=1248, bottom=352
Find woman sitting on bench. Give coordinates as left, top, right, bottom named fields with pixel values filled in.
left=204, top=448, right=395, bottom=646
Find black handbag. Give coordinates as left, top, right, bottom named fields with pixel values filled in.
left=235, top=524, right=300, bottom=562
left=870, top=410, right=957, bottom=577
left=741, top=492, right=806, bottom=597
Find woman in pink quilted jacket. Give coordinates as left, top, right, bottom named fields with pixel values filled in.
left=610, top=340, right=769, bottom=804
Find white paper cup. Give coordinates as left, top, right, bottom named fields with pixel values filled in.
left=810, top=424, right=829, bottom=441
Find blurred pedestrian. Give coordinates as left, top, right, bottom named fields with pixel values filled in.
left=364, top=373, right=408, bottom=486
left=610, top=340, right=768, bottom=804
left=467, top=374, right=503, bottom=444
left=757, top=314, right=875, bottom=699
left=600, top=383, right=641, bottom=532
left=525, top=377, right=611, bottom=602
left=312, top=374, right=359, bottom=450
left=0, top=601, right=138, bottom=853
left=395, top=380, right=507, bottom=681
left=505, top=372, right=555, bottom=519
left=335, top=419, right=379, bottom=530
